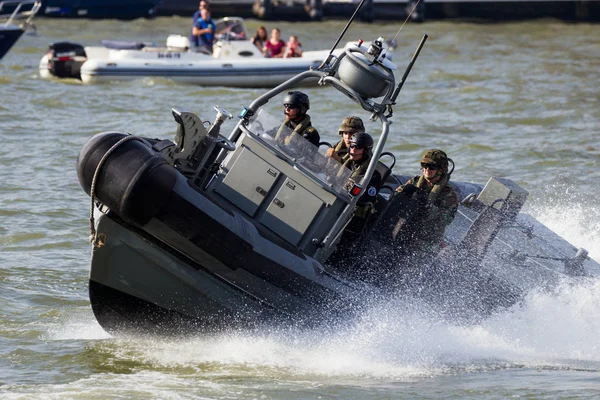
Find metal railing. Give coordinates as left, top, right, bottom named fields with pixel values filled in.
left=1, top=0, right=41, bottom=27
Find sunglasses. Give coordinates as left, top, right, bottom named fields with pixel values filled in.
left=283, top=104, right=297, bottom=110
left=421, top=163, right=439, bottom=170
left=349, top=144, right=364, bottom=150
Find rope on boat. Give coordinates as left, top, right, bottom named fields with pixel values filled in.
left=88, top=134, right=145, bottom=249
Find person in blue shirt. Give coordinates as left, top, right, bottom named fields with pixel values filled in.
left=192, top=6, right=216, bottom=53
left=189, top=1, right=209, bottom=43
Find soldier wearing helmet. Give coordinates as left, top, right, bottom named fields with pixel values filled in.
left=342, top=132, right=382, bottom=207
left=395, top=148, right=459, bottom=251
left=326, top=116, right=365, bottom=163
left=275, top=91, right=320, bottom=147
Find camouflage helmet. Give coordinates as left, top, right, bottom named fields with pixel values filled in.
left=420, top=149, right=449, bottom=172
left=338, top=116, right=365, bottom=135
left=283, top=91, right=309, bottom=115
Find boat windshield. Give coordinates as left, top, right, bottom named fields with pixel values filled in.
left=247, top=108, right=352, bottom=194
left=214, top=18, right=247, bottom=41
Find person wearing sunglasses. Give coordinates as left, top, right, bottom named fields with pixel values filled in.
left=395, top=148, right=459, bottom=252
left=326, top=116, right=365, bottom=163
left=275, top=91, right=320, bottom=147
left=327, top=132, right=382, bottom=267
left=342, top=132, right=382, bottom=214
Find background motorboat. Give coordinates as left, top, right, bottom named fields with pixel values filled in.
left=0, top=0, right=40, bottom=60
left=38, top=17, right=364, bottom=88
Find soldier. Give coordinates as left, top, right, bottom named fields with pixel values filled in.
left=275, top=91, right=320, bottom=147
left=342, top=132, right=382, bottom=211
left=326, top=116, right=365, bottom=163
left=395, top=149, right=459, bottom=252
left=328, top=132, right=382, bottom=270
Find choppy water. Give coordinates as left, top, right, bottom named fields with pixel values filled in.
left=1, top=16, right=599, bottom=399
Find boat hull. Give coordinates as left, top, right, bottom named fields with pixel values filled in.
left=80, top=60, right=323, bottom=87
left=0, top=26, right=24, bottom=60
left=88, top=205, right=366, bottom=334
left=89, top=213, right=290, bottom=334
left=39, top=49, right=331, bottom=87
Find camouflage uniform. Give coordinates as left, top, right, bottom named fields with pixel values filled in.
left=276, top=114, right=320, bottom=147
left=332, top=140, right=349, bottom=160
left=342, top=155, right=382, bottom=206
left=395, top=149, right=459, bottom=251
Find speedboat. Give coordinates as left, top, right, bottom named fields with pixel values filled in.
left=0, top=0, right=40, bottom=61
left=39, top=17, right=353, bottom=88
left=76, top=26, right=599, bottom=336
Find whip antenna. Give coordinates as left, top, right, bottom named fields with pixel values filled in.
left=318, top=0, right=368, bottom=70
left=392, top=0, right=423, bottom=43
left=391, top=34, right=427, bottom=103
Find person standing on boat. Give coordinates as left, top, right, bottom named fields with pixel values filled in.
left=275, top=91, right=320, bottom=147
left=192, top=7, right=216, bottom=53
left=251, top=26, right=268, bottom=52
left=189, top=1, right=209, bottom=44
left=326, top=116, right=365, bottom=163
left=394, top=149, right=459, bottom=252
left=263, top=28, right=286, bottom=58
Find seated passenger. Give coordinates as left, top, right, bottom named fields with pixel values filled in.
left=342, top=132, right=382, bottom=212
left=251, top=26, right=268, bottom=52
left=284, top=35, right=302, bottom=58
left=327, top=132, right=382, bottom=270
left=394, top=149, right=459, bottom=252
left=263, top=28, right=286, bottom=58
left=326, top=116, right=365, bottom=163
left=274, top=91, right=320, bottom=147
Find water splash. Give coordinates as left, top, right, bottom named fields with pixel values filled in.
left=57, top=278, right=596, bottom=383
left=44, top=312, right=111, bottom=341
left=528, top=182, right=600, bottom=263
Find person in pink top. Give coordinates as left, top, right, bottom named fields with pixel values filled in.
left=263, top=28, right=286, bottom=58
left=284, top=35, right=302, bottom=58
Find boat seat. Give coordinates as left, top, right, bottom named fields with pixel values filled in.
left=375, top=151, right=396, bottom=190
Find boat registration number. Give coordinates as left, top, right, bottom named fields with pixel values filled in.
left=157, top=53, right=182, bottom=59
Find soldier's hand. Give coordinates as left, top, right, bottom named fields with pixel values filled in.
left=326, top=148, right=340, bottom=161
left=399, top=183, right=418, bottom=197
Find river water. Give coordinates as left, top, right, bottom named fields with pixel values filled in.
left=1, top=16, right=599, bottom=399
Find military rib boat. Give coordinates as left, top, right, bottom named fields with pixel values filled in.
left=76, top=25, right=599, bottom=336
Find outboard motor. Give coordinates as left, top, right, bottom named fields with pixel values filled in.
left=46, top=42, right=87, bottom=79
